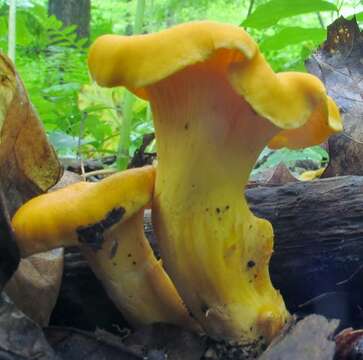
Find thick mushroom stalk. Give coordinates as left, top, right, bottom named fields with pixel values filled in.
left=81, top=209, right=197, bottom=329
left=88, top=21, right=343, bottom=345
left=12, top=166, right=196, bottom=330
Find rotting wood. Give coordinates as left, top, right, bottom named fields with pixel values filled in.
left=55, top=176, right=363, bottom=331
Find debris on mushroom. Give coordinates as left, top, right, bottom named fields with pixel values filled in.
left=88, top=21, right=342, bottom=345
left=12, top=166, right=197, bottom=330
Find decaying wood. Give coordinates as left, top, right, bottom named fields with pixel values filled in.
left=55, top=176, right=363, bottom=331
left=51, top=247, right=128, bottom=332
left=245, top=175, right=363, bottom=328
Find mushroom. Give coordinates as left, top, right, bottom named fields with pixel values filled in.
left=12, top=166, right=197, bottom=330
left=88, top=21, right=342, bottom=345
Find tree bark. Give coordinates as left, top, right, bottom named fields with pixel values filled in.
left=246, top=176, right=363, bottom=329
left=48, top=0, right=90, bottom=39
left=52, top=176, right=363, bottom=331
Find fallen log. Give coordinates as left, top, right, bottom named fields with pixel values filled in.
left=246, top=176, right=363, bottom=329
left=52, top=176, right=363, bottom=331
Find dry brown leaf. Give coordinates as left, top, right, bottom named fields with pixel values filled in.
left=335, top=328, right=363, bottom=359
left=0, top=54, right=62, bottom=215
left=306, top=17, right=363, bottom=176
left=248, top=162, right=297, bottom=188
left=4, top=249, right=64, bottom=327
left=0, top=53, right=63, bottom=325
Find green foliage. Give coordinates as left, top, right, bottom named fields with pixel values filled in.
left=253, top=146, right=329, bottom=176
left=242, top=0, right=337, bottom=29
left=2, top=0, right=362, bottom=168
left=260, top=27, right=327, bottom=51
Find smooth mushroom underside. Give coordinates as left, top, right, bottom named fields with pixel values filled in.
left=12, top=21, right=342, bottom=347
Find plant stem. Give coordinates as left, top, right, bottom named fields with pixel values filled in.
left=316, top=12, right=325, bottom=29
left=78, top=111, right=88, bottom=181
left=116, top=0, right=146, bottom=170
left=247, top=0, right=255, bottom=17
left=8, top=0, right=16, bottom=62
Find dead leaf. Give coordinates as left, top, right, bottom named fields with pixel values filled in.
left=335, top=328, right=363, bottom=359
left=0, top=53, right=63, bottom=325
left=124, top=323, right=206, bottom=360
left=4, top=248, right=64, bottom=327
left=259, top=315, right=338, bottom=360
left=0, top=54, right=61, bottom=216
left=4, top=171, right=84, bottom=326
left=0, top=54, right=61, bottom=215
left=45, top=327, right=142, bottom=360
left=0, top=293, right=56, bottom=359
left=0, top=188, right=19, bottom=291
left=306, top=17, right=363, bottom=176
left=248, top=162, right=297, bottom=188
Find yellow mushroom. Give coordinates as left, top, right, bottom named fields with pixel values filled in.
left=81, top=208, right=196, bottom=329
left=11, top=166, right=197, bottom=330
left=298, top=167, right=326, bottom=181
left=88, top=21, right=343, bottom=345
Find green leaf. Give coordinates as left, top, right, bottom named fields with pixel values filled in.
left=243, top=0, right=337, bottom=29
left=42, top=82, right=81, bottom=95
left=253, top=146, right=328, bottom=175
left=47, top=131, right=81, bottom=156
left=62, top=24, right=78, bottom=35
left=348, top=11, right=363, bottom=22
left=77, top=38, right=88, bottom=47
left=260, top=27, right=326, bottom=51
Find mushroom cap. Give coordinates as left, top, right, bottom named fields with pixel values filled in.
left=88, top=21, right=342, bottom=148
left=12, top=166, right=155, bottom=257
left=88, top=21, right=257, bottom=94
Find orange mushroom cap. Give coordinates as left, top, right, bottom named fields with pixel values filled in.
left=88, top=21, right=342, bottom=147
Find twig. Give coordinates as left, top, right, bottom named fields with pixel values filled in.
left=83, top=168, right=118, bottom=178
left=316, top=12, right=325, bottom=29
left=116, top=0, right=146, bottom=170
left=336, top=264, right=363, bottom=286
left=247, top=0, right=255, bottom=17
left=77, top=112, right=87, bottom=181
left=7, top=0, right=16, bottom=62
left=298, top=291, right=342, bottom=308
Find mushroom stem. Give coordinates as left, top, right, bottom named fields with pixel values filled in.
left=82, top=209, right=198, bottom=330
left=149, top=58, right=288, bottom=344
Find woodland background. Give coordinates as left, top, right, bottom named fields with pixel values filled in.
left=0, top=0, right=362, bottom=172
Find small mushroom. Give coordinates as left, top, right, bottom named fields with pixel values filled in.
left=12, top=166, right=197, bottom=330
left=88, top=21, right=342, bottom=345
left=12, top=166, right=154, bottom=256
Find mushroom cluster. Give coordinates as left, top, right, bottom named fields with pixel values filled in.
left=11, top=21, right=342, bottom=346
